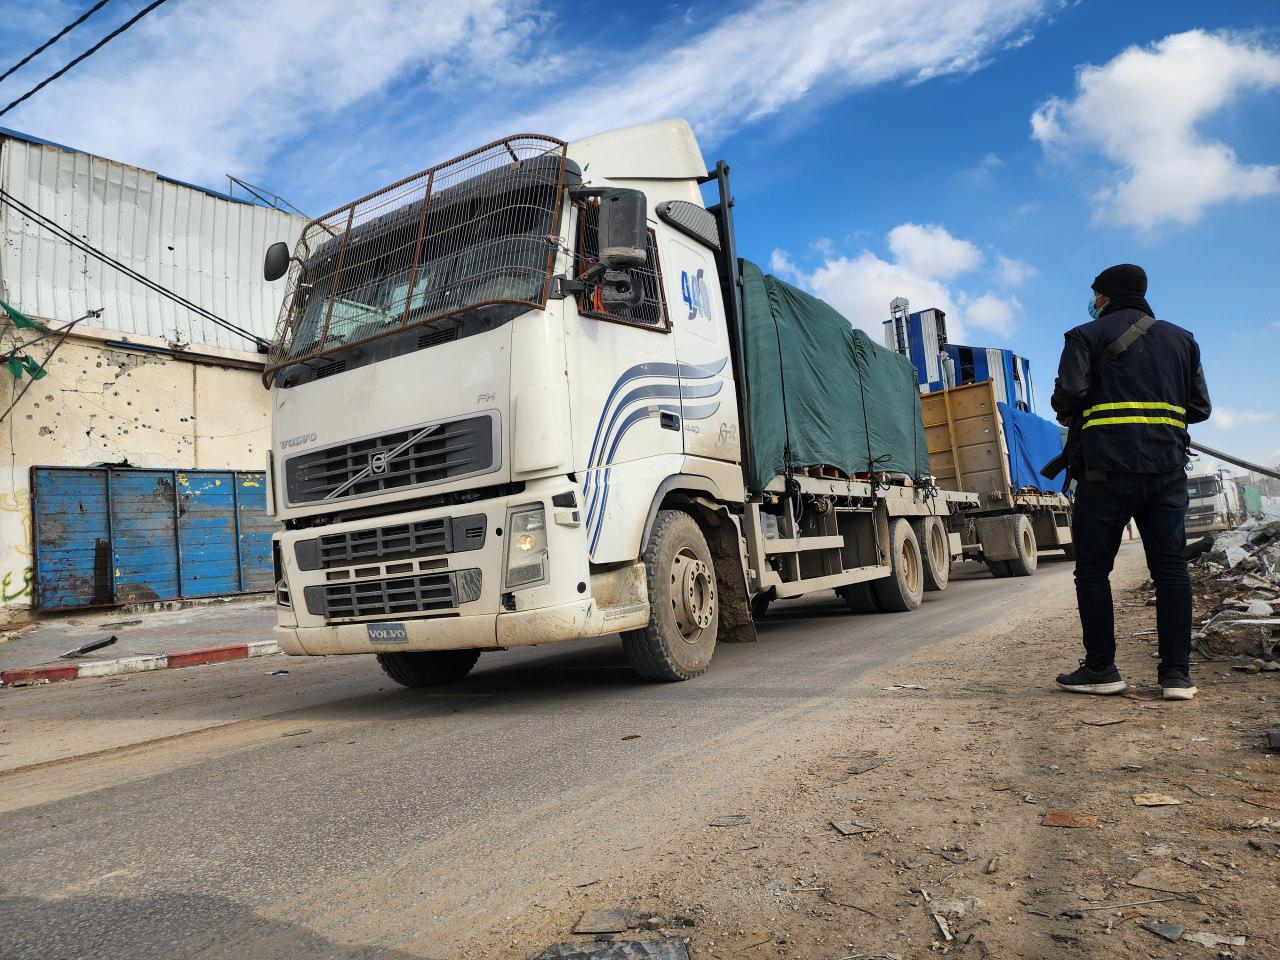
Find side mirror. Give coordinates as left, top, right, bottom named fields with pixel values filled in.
left=263, top=241, right=291, bottom=282
left=598, top=189, right=648, bottom=268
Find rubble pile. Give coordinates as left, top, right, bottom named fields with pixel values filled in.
left=1183, top=518, right=1280, bottom=662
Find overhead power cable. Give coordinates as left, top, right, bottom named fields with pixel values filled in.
left=0, top=1, right=114, bottom=86
left=0, top=187, right=270, bottom=350
left=0, top=0, right=170, bottom=119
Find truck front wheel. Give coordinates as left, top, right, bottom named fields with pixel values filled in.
left=376, top=649, right=481, bottom=687
left=622, top=510, right=718, bottom=681
left=871, top=518, right=924, bottom=612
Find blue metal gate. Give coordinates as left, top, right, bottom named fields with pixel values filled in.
left=30, top=466, right=274, bottom=610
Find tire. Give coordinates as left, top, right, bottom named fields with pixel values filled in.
left=750, top=592, right=772, bottom=620
left=915, top=516, right=951, bottom=592
left=839, top=581, right=881, bottom=613
left=1005, top=513, right=1039, bottom=577
left=621, top=510, right=718, bottom=681
left=376, top=649, right=481, bottom=687
left=1061, top=542, right=1076, bottom=562
left=870, top=518, right=924, bottom=612
left=985, top=558, right=1012, bottom=578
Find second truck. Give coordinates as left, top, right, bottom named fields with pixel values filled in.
left=261, top=119, right=983, bottom=686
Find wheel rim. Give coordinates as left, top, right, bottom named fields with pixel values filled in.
left=671, top=549, right=715, bottom=642
left=901, top=537, right=921, bottom=594
left=1022, top=527, right=1035, bottom=557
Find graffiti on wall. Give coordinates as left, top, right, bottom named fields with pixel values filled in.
left=1, top=488, right=33, bottom=602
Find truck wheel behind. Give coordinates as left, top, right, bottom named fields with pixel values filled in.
left=1005, top=513, right=1039, bottom=577
left=622, top=510, right=718, bottom=681
left=839, top=581, right=881, bottom=613
left=750, top=591, right=772, bottom=620
left=376, top=649, right=481, bottom=687
left=871, top=518, right=924, bottom=612
left=985, top=559, right=1012, bottom=578
left=915, top=516, right=951, bottom=592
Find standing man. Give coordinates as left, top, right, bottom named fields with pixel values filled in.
left=1051, top=264, right=1211, bottom=700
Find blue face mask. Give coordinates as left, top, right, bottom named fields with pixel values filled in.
left=1087, top=294, right=1102, bottom=320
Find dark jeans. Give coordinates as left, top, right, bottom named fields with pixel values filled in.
left=1071, top=468, right=1192, bottom=675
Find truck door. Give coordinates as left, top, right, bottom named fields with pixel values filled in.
left=662, top=232, right=741, bottom=464
left=565, top=200, right=681, bottom=560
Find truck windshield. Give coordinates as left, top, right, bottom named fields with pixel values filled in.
left=1187, top=475, right=1221, bottom=498
left=266, top=136, right=571, bottom=378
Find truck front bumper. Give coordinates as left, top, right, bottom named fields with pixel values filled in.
left=272, top=477, right=648, bottom=656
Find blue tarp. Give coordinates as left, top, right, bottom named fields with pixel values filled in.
left=998, top=402, right=1067, bottom=494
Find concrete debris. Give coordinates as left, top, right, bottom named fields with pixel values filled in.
left=931, top=913, right=954, bottom=941
left=1181, top=931, right=1246, bottom=948
left=931, top=896, right=979, bottom=917
left=533, top=938, right=690, bottom=960
left=1140, top=920, right=1185, bottom=942
left=572, top=909, right=630, bottom=934
left=1134, top=793, right=1185, bottom=807
left=708, top=814, right=750, bottom=828
left=1168, top=519, right=1280, bottom=660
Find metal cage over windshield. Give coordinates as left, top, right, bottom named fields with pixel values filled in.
left=264, top=134, right=570, bottom=383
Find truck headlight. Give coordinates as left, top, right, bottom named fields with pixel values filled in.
left=505, top=505, right=548, bottom=589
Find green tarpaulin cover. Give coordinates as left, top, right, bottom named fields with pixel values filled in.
left=741, top=259, right=929, bottom=493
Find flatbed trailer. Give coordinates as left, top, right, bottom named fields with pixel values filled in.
left=921, top=381, right=1072, bottom=577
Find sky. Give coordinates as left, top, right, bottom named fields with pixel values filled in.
left=1, top=0, right=1278, bottom=466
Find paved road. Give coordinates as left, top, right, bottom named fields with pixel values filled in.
left=0, top=551, right=1099, bottom=959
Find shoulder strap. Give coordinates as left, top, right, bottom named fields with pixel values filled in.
left=1098, top=315, right=1156, bottom=366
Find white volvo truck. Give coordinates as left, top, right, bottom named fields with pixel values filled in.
left=262, top=120, right=977, bottom=686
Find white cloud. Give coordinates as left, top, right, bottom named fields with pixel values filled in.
left=805, top=251, right=965, bottom=340
left=995, top=254, right=1039, bottom=287
left=771, top=224, right=1035, bottom=340
left=5, top=0, right=543, bottom=185
left=1211, top=409, right=1276, bottom=430
left=1032, top=30, right=1280, bottom=229
left=962, top=152, right=1005, bottom=182
left=965, top=292, right=1021, bottom=334
left=887, top=223, right=983, bottom=279
left=522, top=0, right=1052, bottom=144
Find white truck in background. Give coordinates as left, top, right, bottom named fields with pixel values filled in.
left=260, top=120, right=978, bottom=687
left=1185, top=457, right=1241, bottom=535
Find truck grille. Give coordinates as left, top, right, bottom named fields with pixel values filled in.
left=284, top=414, right=497, bottom=505
left=294, top=514, right=485, bottom=570
left=304, top=569, right=482, bottom=620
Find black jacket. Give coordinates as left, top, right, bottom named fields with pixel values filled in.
left=1051, top=308, right=1211, bottom=475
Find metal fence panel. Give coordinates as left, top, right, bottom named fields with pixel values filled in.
left=31, top=466, right=274, bottom=610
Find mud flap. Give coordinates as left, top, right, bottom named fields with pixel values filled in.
left=692, top=497, right=757, bottom=644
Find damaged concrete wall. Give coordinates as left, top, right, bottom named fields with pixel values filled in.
left=1, top=334, right=272, bottom=625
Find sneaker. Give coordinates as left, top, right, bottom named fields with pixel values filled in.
left=1160, top=671, right=1198, bottom=701
left=1056, top=661, right=1128, bottom=695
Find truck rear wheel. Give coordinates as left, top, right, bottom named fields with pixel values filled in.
left=985, top=559, right=1012, bottom=578
left=1005, top=513, right=1039, bottom=577
left=839, top=581, right=881, bottom=613
left=915, top=516, right=951, bottom=592
left=622, top=510, right=718, bottom=681
left=376, top=649, right=481, bottom=687
left=871, top=518, right=924, bottom=612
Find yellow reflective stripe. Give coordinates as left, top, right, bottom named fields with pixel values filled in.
left=1082, top=400, right=1186, bottom=417
left=1082, top=416, right=1186, bottom=429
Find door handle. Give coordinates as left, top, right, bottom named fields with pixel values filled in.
left=660, top=411, right=681, bottom=431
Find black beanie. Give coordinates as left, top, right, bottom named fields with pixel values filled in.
left=1092, top=263, right=1147, bottom=299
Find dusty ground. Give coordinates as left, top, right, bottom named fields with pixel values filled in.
left=501, top=552, right=1280, bottom=960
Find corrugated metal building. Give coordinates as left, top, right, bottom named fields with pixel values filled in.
left=0, top=129, right=305, bottom=624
